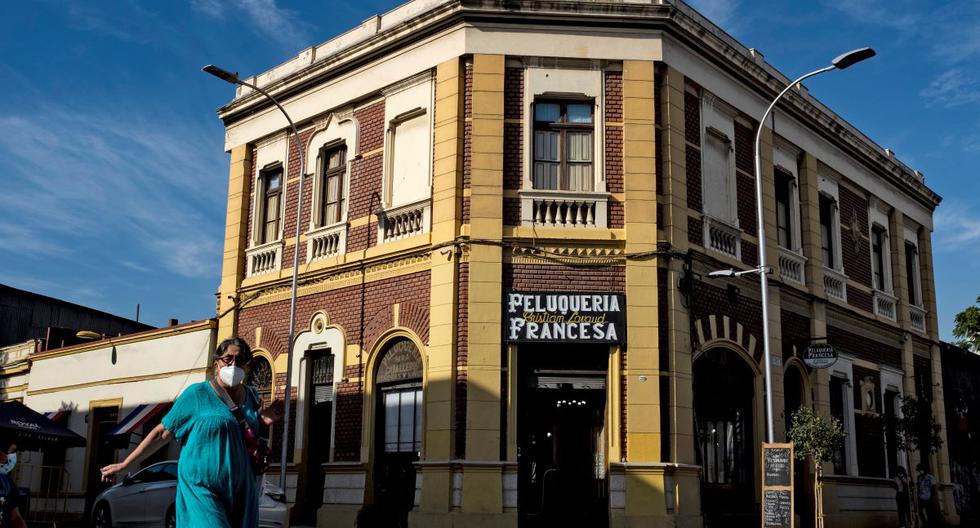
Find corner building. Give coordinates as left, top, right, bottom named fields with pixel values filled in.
left=213, top=1, right=954, bottom=527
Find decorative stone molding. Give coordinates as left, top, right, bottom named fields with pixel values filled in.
left=245, top=240, right=283, bottom=277
left=778, top=246, right=806, bottom=286
left=823, top=266, right=848, bottom=302
left=307, top=222, right=347, bottom=262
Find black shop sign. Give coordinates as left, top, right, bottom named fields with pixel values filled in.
left=504, top=291, right=626, bottom=344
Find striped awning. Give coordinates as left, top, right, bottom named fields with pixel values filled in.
left=107, top=402, right=170, bottom=438
left=44, top=410, right=69, bottom=424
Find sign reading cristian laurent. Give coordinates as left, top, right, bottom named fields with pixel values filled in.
left=505, top=291, right=626, bottom=344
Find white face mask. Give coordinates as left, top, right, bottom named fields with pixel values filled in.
left=0, top=453, right=16, bottom=474
left=218, top=365, right=246, bottom=388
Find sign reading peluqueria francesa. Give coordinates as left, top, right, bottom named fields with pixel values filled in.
left=505, top=291, right=626, bottom=344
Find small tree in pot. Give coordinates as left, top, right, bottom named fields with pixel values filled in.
left=788, top=406, right=846, bottom=528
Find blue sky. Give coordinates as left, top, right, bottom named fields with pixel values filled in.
left=1, top=1, right=978, bottom=339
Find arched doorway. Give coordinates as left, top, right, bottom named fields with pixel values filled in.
left=373, top=338, right=423, bottom=527
left=694, top=347, right=757, bottom=528
left=784, top=363, right=813, bottom=528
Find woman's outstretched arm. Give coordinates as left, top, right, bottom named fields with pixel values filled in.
left=100, top=423, right=172, bottom=482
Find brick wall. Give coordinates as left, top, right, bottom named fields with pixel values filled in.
left=504, top=263, right=626, bottom=293
left=780, top=310, right=811, bottom=361
left=688, top=216, right=703, bottom=247
left=271, top=129, right=314, bottom=266
left=456, top=263, right=469, bottom=459
left=690, top=280, right=763, bottom=361
left=462, top=60, right=473, bottom=224
left=684, top=91, right=702, bottom=213
left=605, top=70, right=624, bottom=229
left=503, top=65, right=522, bottom=225
left=839, top=184, right=871, bottom=288
left=238, top=270, right=431, bottom=462
left=734, top=122, right=757, bottom=235
left=346, top=102, right=386, bottom=252
left=826, top=324, right=901, bottom=369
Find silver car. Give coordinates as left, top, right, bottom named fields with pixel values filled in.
left=91, top=460, right=287, bottom=527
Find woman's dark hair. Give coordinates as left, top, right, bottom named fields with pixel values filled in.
left=214, top=336, right=253, bottom=364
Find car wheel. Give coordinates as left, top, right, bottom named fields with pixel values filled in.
left=92, top=502, right=112, bottom=528
left=166, top=505, right=176, bottom=528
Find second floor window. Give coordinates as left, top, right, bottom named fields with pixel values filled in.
left=775, top=169, right=794, bottom=249
left=905, top=241, right=920, bottom=306
left=533, top=100, right=594, bottom=191
left=819, top=194, right=837, bottom=268
left=259, top=166, right=282, bottom=244
left=872, top=225, right=887, bottom=291
left=318, top=145, right=347, bottom=227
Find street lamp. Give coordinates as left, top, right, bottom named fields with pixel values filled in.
left=751, top=47, right=874, bottom=444
left=204, top=64, right=305, bottom=491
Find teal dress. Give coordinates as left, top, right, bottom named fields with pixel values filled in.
left=162, top=381, right=262, bottom=527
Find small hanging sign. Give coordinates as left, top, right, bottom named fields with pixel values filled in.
left=803, top=343, right=838, bottom=369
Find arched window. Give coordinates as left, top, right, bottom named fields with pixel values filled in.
left=247, top=356, right=273, bottom=405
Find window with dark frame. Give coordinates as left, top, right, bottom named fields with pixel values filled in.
left=819, top=194, right=836, bottom=267
left=872, top=225, right=887, bottom=291
left=382, top=385, right=423, bottom=453
left=905, top=242, right=919, bottom=306
left=775, top=169, right=794, bottom=249
left=318, top=144, right=347, bottom=227
left=259, top=166, right=283, bottom=244
left=533, top=99, right=594, bottom=191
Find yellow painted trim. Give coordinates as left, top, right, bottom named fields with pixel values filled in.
left=348, top=215, right=372, bottom=229
left=360, top=147, right=384, bottom=159
left=0, top=364, right=30, bottom=376
left=1, top=384, right=28, bottom=394
left=32, top=320, right=217, bottom=361
left=503, top=118, right=522, bottom=125
left=27, top=367, right=209, bottom=396
left=84, top=397, right=123, bottom=493
left=504, top=225, right=626, bottom=241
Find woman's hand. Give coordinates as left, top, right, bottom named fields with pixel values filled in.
left=261, top=399, right=285, bottom=426
left=100, top=462, right=129, bottom=483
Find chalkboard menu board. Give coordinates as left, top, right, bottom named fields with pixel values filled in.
left=763, top=489, right=792, bottom=528
left=761, top=443, right=794, bottom=528
left=764, top=446, right=792, bottom=487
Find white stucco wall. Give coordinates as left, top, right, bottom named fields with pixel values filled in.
left=18, top=321, right=216, bottom=514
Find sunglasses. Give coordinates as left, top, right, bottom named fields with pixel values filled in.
left=215, top=354, right=251, bottom=367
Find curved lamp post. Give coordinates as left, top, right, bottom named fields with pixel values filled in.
left=753, top=47, right=875, bottom=443
left=203, top=64, right=304, bottom=491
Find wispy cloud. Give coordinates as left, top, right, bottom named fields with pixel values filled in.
left=190, top=0, right=225, bottom=19
left=822, top=0, right=921, bottom=31
left=0, top=102, right=226, bottom=279
left=687, top=0, right=743, bottom=34
left=191, top=0, right=313, bottom=49
left=920, top=69, right=980, bottom=108
left=935, top=204, right=980, bottom=250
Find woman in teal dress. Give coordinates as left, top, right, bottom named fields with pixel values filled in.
left=101, top=337, right=283, bottom=527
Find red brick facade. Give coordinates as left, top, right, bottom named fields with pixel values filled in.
left=238, top=270, right=431, bottom=462
left=605, top=70, right=624, bottom=229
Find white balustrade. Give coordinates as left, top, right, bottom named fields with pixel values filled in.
left=873, top=290, right=898, bottom=321
left=703, top=216, right=740, bottom=259
left=909, top=305, right=927, bottom=332
left=778, top=247, right=806, bottom=286
left=378, top=199, right=431, bottom=243
left=245, top=240, right=282, bottom=277
left=307, top=223, right=346, bottom=262
left=520, top=190, right=609, bottom=228
left=823, top=266, right=847, bottom=301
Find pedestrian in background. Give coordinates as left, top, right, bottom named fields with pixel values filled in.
left=894, top=466, right=912, bottom=527
left=916, top=463, right=938, bottom=528
left=101, top=337, right=283, bottom=527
